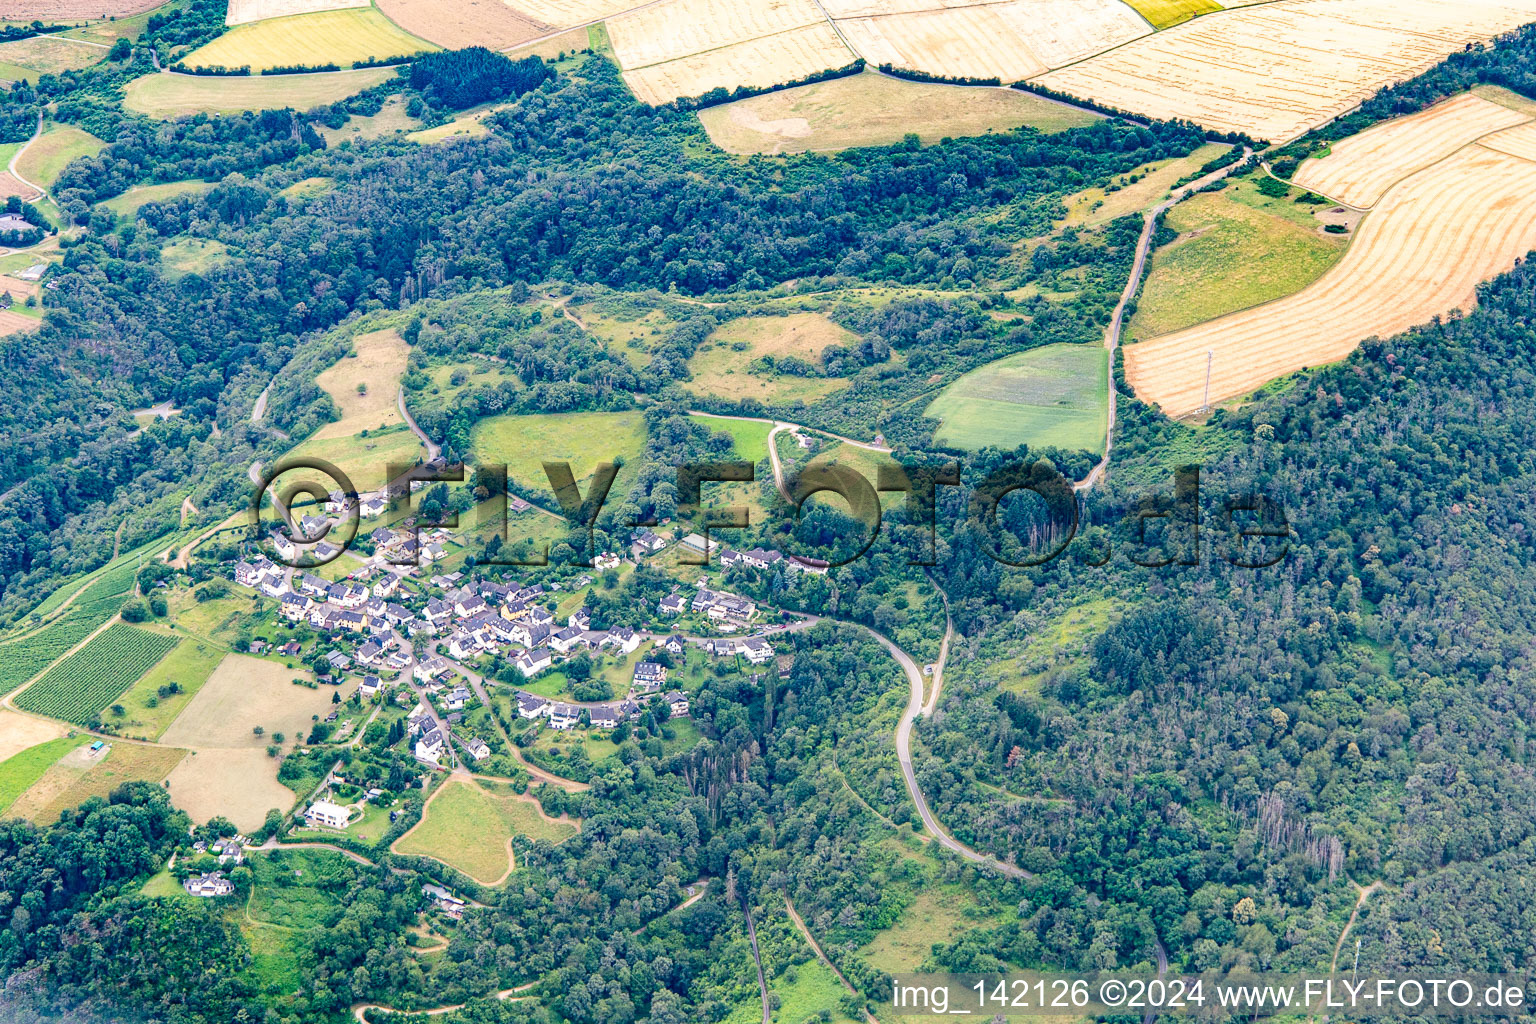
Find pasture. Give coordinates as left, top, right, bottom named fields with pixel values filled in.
left=101, top=180, right=215, bottom=220
left=16, top=125, right=105, bottom=188
left=471, top=409, right=648, bottom=500
left=379, top=0, right=545, bottom=49
left=181, top=8, right=435, bottom=72
left=226, top=0, right=368, bottom=25
left=15, top=623, right=179, bottom=727
left=1125, top=138, right=1536, bottom=417
left=287, top=421, right=424, bottom=493
left=114, top=636, right=224, bottom=741
left=394, top=777, right=578, bottom=885
left=697, top=69, right=1099, bottom=154
left=1035, top=0, right=1536, bottom=142
left=924, top=344, right=1107, bottom=453
left=316, top=95, right=420, bottom=145
left=313, top=328, right=410, bottom=438
left=7, top=741, right=187, bottom=824
left=1129, top=191, right=1345, bottom=339
left=124, top=67, right=394, bottom=117
left=160, top=653, right=345, bottom=749
left=687, top=312, right=854, bottom=403
left=1293, top=93, right=1529, bottom=208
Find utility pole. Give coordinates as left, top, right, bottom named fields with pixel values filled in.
left=1201, top=349, right=1213, bottom=413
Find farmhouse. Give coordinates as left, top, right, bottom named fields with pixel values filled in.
left=423, top=883, right=466, bottom=919
left=305, top=800, right=352, bottom=829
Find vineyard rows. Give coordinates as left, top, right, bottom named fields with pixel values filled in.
left=16, top=624, right=180, bottom=727
left=0, top=554, right=144, bottom=695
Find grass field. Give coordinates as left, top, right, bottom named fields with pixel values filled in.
left=15, top=623, right=180, bottom=727
left=924, top=344, right=1107, bottom=453
left=406, top=106, right=498, bottom=144
left=124, top=66, right=394, bottom=117
left=1126, top=138, right=1536, bottom=417
left=161, top=653, right=342, bottom=749
left=687, top=313, right=854, bottom=404
left=1129, top=191, right=1346, bottom=339
left=182, top=8, right=435, bottom=71
left=698, top=69, right=1099, bottom=155
left=102, top=179, right=215, bottom=220
left=16, top=125, right=105, bottom=188
left=313, top=328, right=409, bottom=438
left=8, top=741, right=187, bottom=823
left=858, top=886, right=999, bottom=972
left=114, top=636, right=225, bottom=741
left=471, top=409, right=648, bottom=502
left=394, top=777, right=578, bottom=885
left=1120, top=0, right=1219, bottom=30
left=287, top=421, right=424, bottom=494
left=316, top=95, right=420, bottom=146
left=160, top=237, right=232, bottom=277
left=0, top=710, right=69, bottom=762
left=0, top=734, right=85, bottom=815
left=0, top=35, right=103, bottom=74
left=1059, top=141, right=1230, bottom=227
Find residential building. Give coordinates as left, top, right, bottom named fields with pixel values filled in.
left=184, top=872, right=235, bottom=897
left=517, top=692, right=550, bottom=719
left=664, top=690, right=690, bottom=717
left=549, top=703, right=580, bottom=730
left=305, top=801, right=351, bottom=829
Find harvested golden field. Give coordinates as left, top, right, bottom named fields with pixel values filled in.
left=313, top=328, right=409, bottom=437
left=0, top=310, right=38, bottom=336
left=0, top=172, right=39, bottom=200
left=165, top=746, right=297, bottom=830
left=124, top=67, right=394, bottom=117
left=698, top=69, right=1100, bottom=154
left=1036, top=0, right=1536, bottom=142
left=377, top=0, right=547, bottom=50
left=181, top=7, right=435, bottom=72
left=1125, top=142, right=1536, bottom=417
left=10, top=741, right=187, bottom=824
left=1478, top=120, right=1536, bottom=162
left=0, top=710, right=68, bottom=763
left=226, top=0, right=368, bottom=25
left=832, top=0, right=1148, bottom=77
left=622, top=22, right=854, bottom=106
left=0, top=0, right=161, bottom=17
left=506, top=0, right=639, bottom=26
left=1293, top=93, right=1530, bottom=208
left=610, top=0, right=823, bottom=69
left=160, top=653, right=346, bottom=749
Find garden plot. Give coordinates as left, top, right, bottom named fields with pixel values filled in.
left=1124, top=140, right=1536, bottom=417
left=1035, top=0, right=1536, bottom=142
left=1293, top=92, right=1530, bottom=207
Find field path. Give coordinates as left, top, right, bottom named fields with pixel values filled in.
left=397, top=385, right=440, bottom=462
left=743, top=900, right=771, bottom=1024
left=1076, top=146, right=1250, bottom=491
left=8, top=113, right=45, bottom=203
left=685, top=409, right=890, bottom=504
left=1331, top=880, right=1383, bottom=973
left=350, top=982, right=536, bottom=1023
left=785, top=895, right=879, bottom=1023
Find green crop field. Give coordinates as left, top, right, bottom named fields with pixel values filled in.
left=1121, top=0, right=1221, bottom=30
left=1129, top=191, right=1346, bottom=339
left=16, top=624, right=179, bottom=726
left=115, top=636, right=225, bottom=741
left=123, top=67, right=395, bottom=118
left=181, top=9, right=434, bottom=72
left=924, top=344, right=1108, bottom=453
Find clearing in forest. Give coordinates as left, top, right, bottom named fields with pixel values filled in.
left=0, top=35, right=103, bottom=77
left=102, top=180, right=216, bottom=220
left=376, top=0, right=546, bottom=50
left=697, top=68, right=1099, bottom=154
left=123, top=67, right=394, bottom=117
left=316, top=95, right=421, bottom=145
left=924, top=343, right=1108, bottom=453
left=1128, top=190, right=1347, bottom=338
left=1035, top=0, right=1536, bottom=143
left=471, top=409, right=647, bottom=499
left=687, top=312, right=855, bottom=404
left=16, top=125, right=104, bottom=188
left=393, top=776, right=578, bottom=885
left=1292, top=92, right=1531, bottom=208
left=180, top=7, right=435, bottom=72
left=225, top=0, right=369, bottom=25
left=313, top=328, right=410, bottom=438
left=1125, top=136, right=1536, bottom=417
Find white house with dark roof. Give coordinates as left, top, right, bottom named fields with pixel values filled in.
left=517, top=691, right=550, bottom=719
left=516, top=648, right=553, bottom=678
left=663, top=691, right=690, bottom=717
left=549, top=703, right=580, bottom=730
left=184, top=872, right=235, bottom=897
left=590, top=706, right=620, bottom=729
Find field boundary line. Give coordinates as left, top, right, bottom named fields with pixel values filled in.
left=494, top=0, right=667, bottom=55
left=617, top=18, right=845, bottom=73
